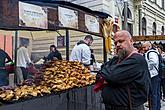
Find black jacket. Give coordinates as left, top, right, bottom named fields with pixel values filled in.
left=47, top=50, right=62, bottom=60
left=100, top=53, right=151, bottom=107
left=0, top=49, right=12, bottom=67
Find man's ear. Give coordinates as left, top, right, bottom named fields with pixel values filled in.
left=130, top=39, right=134, bottom=45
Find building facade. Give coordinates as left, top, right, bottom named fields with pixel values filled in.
left=68, top=0, right=165, bottom=36
left=139, top=0, right=165, bottom=36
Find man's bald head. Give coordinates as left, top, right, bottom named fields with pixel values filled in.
left=114, top=30, right=132, bottom=40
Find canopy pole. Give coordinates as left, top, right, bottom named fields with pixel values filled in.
left=4, top=35, right=6, bottom=51
left=14, top=31, right=18, bottom=69
left=124, top=0, right=128, bottom=30
left=103, top=37, right=107, bottom=63
left=66, top=29, right=69, bottom=60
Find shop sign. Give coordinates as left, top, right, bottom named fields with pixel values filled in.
left=85, top=14, right=99, bottom=33
left=57, top=36, right=65, bottom=48
left=19, top=2, right=48, bottom=29
left=58, top=7, right=78, bottom=29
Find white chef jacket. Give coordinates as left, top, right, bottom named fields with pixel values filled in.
left=16, top=46, right=31, bottom=68
left=71, top=43, right=91, bottom=65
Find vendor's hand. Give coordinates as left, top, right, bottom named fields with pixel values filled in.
left=29, top=62, right=34, bottom=66
left=104, top=80, right=108, bottom=84
left=86, top=66, right=90, bottom=70
left=53, top=57, right=58, bottom=60
left=96, top=71, right=102, bottom=82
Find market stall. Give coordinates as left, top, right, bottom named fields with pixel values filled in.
left=0, top=0, right=112, bottom=110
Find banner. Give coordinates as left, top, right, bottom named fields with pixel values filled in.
left=19, top=2, right=48, bottom=29
left=58, top=7, right=78, bottom=29
left=85, top=14, right=99, bottom=33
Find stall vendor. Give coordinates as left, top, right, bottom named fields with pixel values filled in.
left=71, top=35, right=94, bottom=67
left=16, top=44, right=32, bottom=85
left=0, top=48, right=12, bottom=86
left=46, top=45, right=62, bottom=61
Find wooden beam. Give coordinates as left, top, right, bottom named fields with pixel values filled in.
left=133, top=35, right=165, bottom=41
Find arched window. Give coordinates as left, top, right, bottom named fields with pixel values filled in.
left=153, top=22, right=156, bottom=35
left=161, top=26, right=164, bottom=35
left=122, top=8, right=132, bottom=19
left=142, top=17, right=147, bottom=35
left=162, top=0, right=165, bottom=9
left=122, top=8, right=133, bottom=35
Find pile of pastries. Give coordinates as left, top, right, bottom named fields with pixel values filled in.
left=0, top=60, right=96, bottom=102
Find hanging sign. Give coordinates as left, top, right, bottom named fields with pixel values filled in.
left=19, top=2, right=48, bottom=29
left=57, top=36, right=65, bottom=48
left=85, top=14, right=99, bottom=33
left=58, top=7, right=78, bottom=29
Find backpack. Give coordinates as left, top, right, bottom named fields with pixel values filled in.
left=146, top=50, right=165, bottom=78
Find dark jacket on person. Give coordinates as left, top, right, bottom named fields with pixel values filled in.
left=100, top=53, right=151, bottom=107
left=0, top=49, right=12, bottom=67
left=0, top=49, right=12, bottom=86
left=90, top=53, right=95, bottom=65
left=47, top=50, right=62, bottom=61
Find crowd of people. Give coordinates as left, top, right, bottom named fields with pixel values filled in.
left=135, top=41, right=165, bottom=110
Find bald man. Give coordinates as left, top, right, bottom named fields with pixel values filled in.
left=97, top=30, right=151, bottom=110
left=143, top=42, right=160, bottom=110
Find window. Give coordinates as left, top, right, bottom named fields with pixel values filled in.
left=153, top=22, right=156, bottom=35
left=128, top=23, right=133, bottom=35
left=142, top=17, right=147, bottom=35
left=121, top=8, right=133, bottom=35
left=161, top=26, right=164, bottom=35
left=162, top=0, right=165, bottom=9
left=122, top=8, right=132, bottom=19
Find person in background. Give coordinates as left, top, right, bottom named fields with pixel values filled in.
left=133, top=43, right=144, bottom=55
left=96, top=30, right=150, bottom=110
left=46, top=45, right=62, bottom=61
left=0, top=48, right=12, bottom=86
left=90, top=49, right=96, bottom=65
left=157, top=45, right=165, bottom=101
left=157, top=45, right=165, bottom=58
left=71, top=35, right=93, bottom=67
left=16, top=44, right=32, bottom=85
left=90, top=49, right=96, bottom=71
left=143, top=42, right=160, bottom=110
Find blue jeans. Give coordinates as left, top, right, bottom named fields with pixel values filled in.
left=161, top=78, right=165, bottom=98
left=20, top=67, right=29, bottom=80
left=150, top=75, right=161, bottom=110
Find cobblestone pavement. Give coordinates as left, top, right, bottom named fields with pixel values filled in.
left=145, top=100, right=165, bottom=110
